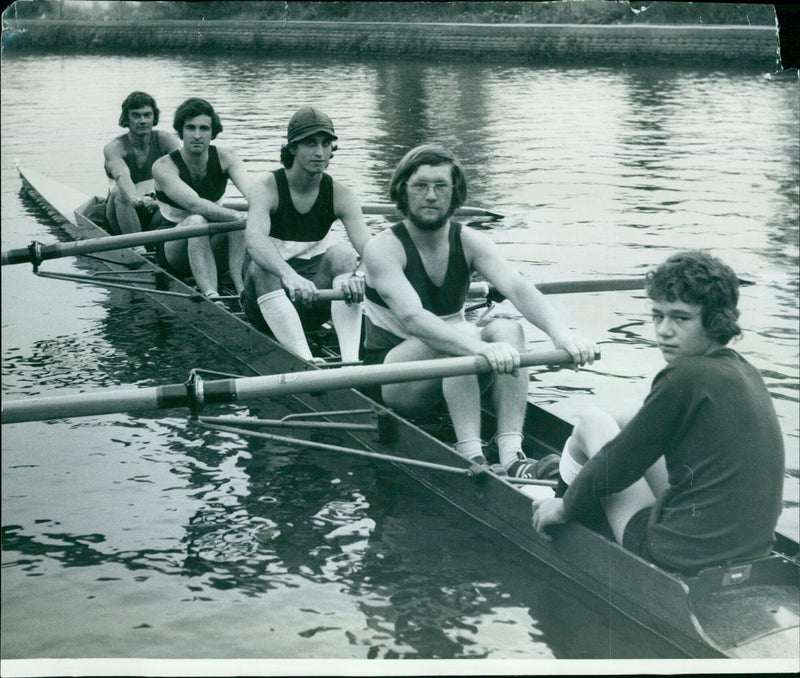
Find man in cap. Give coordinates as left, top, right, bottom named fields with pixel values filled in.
left=242, top=107, right=370, bottom=362
left=103, top=91, right=180, bottom=235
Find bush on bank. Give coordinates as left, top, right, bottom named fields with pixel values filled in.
left=5, top=0, right=776, bottom=26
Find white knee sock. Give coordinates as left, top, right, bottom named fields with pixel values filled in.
left=331, top=300, right=363, bottom=363
left=559, top=436, right=584, bottom=485
left=496, top=432, right=524, bottom=468
left=454, top=438, right=484, bottom=462
left=257, top=290, right=313, bottom=360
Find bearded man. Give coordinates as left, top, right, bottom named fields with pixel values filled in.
left=361, top=145, right=597, bottom=478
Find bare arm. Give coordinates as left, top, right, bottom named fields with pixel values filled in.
left=333, top=180, right=370, bottom=259
left=219, top=146, right=253, bottom=204
left=333, top=180, right=371, bottom=303
left=103, top=139, right=141, bottom=205
left=464, top=228, right=597, bottom=365
left=152, top=152, right=244, bottom=224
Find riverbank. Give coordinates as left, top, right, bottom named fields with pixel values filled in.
left=1, top=19, right=780, bottom=68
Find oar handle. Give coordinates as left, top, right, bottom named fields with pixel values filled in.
left=1, top=219, right=245, bottom=266
left=316, top=282, right=489, bottom=302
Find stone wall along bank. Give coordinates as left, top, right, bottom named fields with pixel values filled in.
left=1, top=20, right=780, bottom=69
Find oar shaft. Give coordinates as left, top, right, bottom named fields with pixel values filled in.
left=2, top=349, right=585, bottom=424
left=1, top=383, right=187, bottom=424
left=317, top=278, right=647, bottom=302
left=1, top=220, right=245, bottom=266
left=221, top=197, right=502, bottom=218
left=534, top=278, right=647, bottom=295
left=487, top=275, right=753, bottom=300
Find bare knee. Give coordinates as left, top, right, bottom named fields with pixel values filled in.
left=321, top=243, right=358, bottom=277
left=613, top=399, right=642, bottom=429
left=244, top=260, right=281, bottom=296
left=481, top=319, right=524, bottom=348
left=573, top=407, right=620, bottom=458
left=576, top=407, right=619, bottom=434
left=107, top=184, right=128, bottom=209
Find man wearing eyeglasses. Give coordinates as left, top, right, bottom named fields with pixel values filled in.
left=242, top=107, right=370, bottom=363
left=361, top=144, right=598, bottom=479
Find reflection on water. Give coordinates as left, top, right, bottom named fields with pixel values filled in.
left=1, top=50, right=797, bottom=662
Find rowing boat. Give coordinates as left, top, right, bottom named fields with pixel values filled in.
left=9, top=163, right=800, bottom=659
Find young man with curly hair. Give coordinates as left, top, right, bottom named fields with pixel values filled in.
left=532, top=250, right=785, bottom=573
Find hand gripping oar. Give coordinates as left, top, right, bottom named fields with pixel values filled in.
left=1, top=348, right=596, bottom=424
left=1, top=219, right=245, bottom=266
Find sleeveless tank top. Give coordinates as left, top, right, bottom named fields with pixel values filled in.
left=364, top=222, right=471, bottom=350
left=105, top=131, right=169, bottom=185
left=268, top=168, right=337, bottom=260
left=155, top=146, right=228, bottom=208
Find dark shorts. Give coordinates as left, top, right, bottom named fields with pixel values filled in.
left=241, top=254, right=330, bottom=334
left=361, top=342, right=493, bottom=405
left=136, top=203, right=167, bottom=233
left=623, top=507, right=654, bottom=561
left=104, top=192, right=166, bottom=236
left=287, top=254, right=324, bottom=281
left=154, top=222, right=230, bottom=280
left=362, top=346, right=393, bottom=367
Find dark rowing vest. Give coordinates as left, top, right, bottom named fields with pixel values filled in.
left=105, top=131, right=169, bottom=185
left=364, top=221, right=471, bottom=350
left=155, top=146, right=229, bottom=209
left=268, top=168, right=337, bottom=261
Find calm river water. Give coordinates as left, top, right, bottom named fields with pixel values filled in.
left=1, top=51, right=798, bottom=672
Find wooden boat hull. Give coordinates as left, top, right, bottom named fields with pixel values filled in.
left=13, top=164, right=800, bottom=659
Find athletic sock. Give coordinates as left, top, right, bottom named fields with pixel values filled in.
left=496, top=432, right=525, bottom=468
left=330, top=300, right=363, bottom=363
left=558, top=435, right=584, bottom=485
left=257, top=290, right=313, bottom=360
left=454, top=438, right=484, bottom=462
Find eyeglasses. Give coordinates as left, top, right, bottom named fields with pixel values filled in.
left=407, top=182, right=453, bottom=197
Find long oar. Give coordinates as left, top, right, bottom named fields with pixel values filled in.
left=2, top=348, right=588, bottom=425
left=484, top=275, right=753, bottom=300
left=316, top=276, right=754, bottom=302
left=1, top=219, right=245, bottom=266
left=221, top=197, right=503, bottom=219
